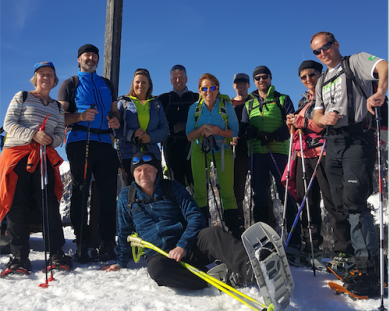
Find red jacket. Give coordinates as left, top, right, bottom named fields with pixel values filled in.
left=0, top=143, right=63, bottom=222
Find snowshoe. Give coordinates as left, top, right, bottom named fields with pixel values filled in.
left=1, top=257, right=31, bottom=278
left=45, top=251, right=73, bottom=272
left=207, top=262, right=244, bottom=288
left=74, top=246, right=99, bottom=263
left=326, top=252, right=355, bottom=276
left=328, top=281, right=369, bottom=300
left=242, top=222, right=294, bottom=310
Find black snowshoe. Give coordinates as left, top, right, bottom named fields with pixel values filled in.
left=1, top=257, right=31, bottom=277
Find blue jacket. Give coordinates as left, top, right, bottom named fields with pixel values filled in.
left=117, top=97, right=169, bottom=160
left=116, top=178, right=205, bottom=268
left=67, top=71, right=115, bottom=144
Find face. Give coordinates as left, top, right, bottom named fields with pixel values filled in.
left=199, top=79, right=218, bottom=104
left=170, top=70, right=188, bottom=92
left=78, top=52, right=99, bottom=73
left=254, top=73, right=271, bottom=93
left=299, top=69, right=319, bottom=92
left=35, top=67, right=55, bottom=90
left=133, top=164, right=158, bottom=190
left=133, top=74, right=150, bottom=99
left=311, top=34, right=340, bottom=68
left=233, top=81, right=250, bottom=96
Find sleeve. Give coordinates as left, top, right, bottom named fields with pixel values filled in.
left=3, top=92, right=36, bottom=143
left=116, top=187, right=136, bottom=268
left=147, top=100, right=169, bottom=144
left=185, top=103, right=197, bottom=136
left=295, top=115, right=323, bottom=133
left=57, top=78, right=72, bottom=105
left=226, top=102, right=239, bottom=137
left=238, top=103, right=249, bottom=139
left=50, top=103, right=66, bottom=148
left=104, top=78, right=118, bottom=102
left=314, top=83, right=324, bottom=110
left=156, top=93, right=169, bottom=111
left=353, top=52, right=384, bottom=81
left=171, top=181, right=205, bottom=253
left=283, top=95, right=295, bottom=115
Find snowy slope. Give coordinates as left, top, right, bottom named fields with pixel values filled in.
left=0, top=227, right=387, bottom=311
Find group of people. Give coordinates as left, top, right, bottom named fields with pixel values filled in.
left=0, top=31, right=387, bottom=298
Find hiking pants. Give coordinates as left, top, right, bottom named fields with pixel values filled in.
left=296, top=156, right=351, bottom=252
left=252, top=153, right=301, bottom=245
left=191, top=144, right=237, bottom=211
left=66, top=141, right=119, bottom=245
left=325, top=131, right=378, bottom=269
left=147, top=226, right=253, bottom=289
left=7, top=156, right=65, bottom=259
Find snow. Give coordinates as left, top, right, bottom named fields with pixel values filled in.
left=0, top=227, right=387, bottom=311
left=59, top=161, right=70, bottom=176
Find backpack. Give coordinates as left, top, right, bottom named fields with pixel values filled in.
left=247, top=91, right=287, bottom=121
left=320, top=56, right=388, bottom=131
left=126, top=179, right=177, bottom=212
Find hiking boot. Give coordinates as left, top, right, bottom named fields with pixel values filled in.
left=300, top=246, right=327, bottom=272
left=343, top=268, right=378, bottom=296
left=207, top=262, right=244, bottom=288
left=1, top=256, right=31, bottom=277
left=327, top=252, right=355, bottom=274
left=286, top=243, right=303, bottom=267
left=98, top=240, right=117, bottom=261
left=74, top=245, right=99, bottom=263
left=48, top=251, right=72, bottom=271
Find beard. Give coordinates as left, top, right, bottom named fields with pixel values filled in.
left=80, top=60, right=98, bottom=73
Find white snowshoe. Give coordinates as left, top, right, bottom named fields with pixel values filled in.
left=242, top=222, right=294, bottom=310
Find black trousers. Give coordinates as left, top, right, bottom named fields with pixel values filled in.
left=66, top=141, right=119, bottom=245
left=7, top=156, right=65, bottom=259
left=164, top=137, right=194, bottom=191
left=147, top=226, right=253, bottom=289
left=296, top=156, right=351, bottom=252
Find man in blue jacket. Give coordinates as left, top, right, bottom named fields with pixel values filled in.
left=104, top=151, right=254, bottom=289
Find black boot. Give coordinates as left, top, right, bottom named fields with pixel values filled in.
left=224, top=209, right=245, bottom=240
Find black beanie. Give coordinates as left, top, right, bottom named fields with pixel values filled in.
left=298, top=60, right=323, bottom=76
left=253, top=66, right=271, bottom=79
left=131, top=151, right=161, bottom=176
left=78, top=44, right=99, bottom=58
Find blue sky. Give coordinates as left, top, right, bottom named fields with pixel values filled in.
left=1, top=0, right=388, bottom=160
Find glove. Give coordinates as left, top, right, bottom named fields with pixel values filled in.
left=244, top=126, right=258, bottom=140
left=258, top=132, right=278, bottom=145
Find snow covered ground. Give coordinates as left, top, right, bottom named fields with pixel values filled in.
left=0, top=227, right=387, bottom=311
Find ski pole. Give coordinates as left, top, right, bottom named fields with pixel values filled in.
left=78, top=104, right=95, bottom=259
left=281, top=125, right=294, bottom=243
left=284, top=139, right=327, bottom=249
left=298, top=129, right=316, bottom=276
left=203, top=141, right=211, bottom=227
left=127, top=235, right=274, bottom=311
left=249, top=140, right=254, bottom=226
left=374, top=107, right=386, bottom=311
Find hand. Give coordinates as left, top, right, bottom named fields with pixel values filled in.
left=245, top=125, right=258, bottom=140
left=286, top=114, right=295, bottom=126
left=81, top=108, right=99, bottom=122
left=134, top=128, right=146, bottom=138
left=139, top=133, right=150, bottom=143
left=258, top=132, right=277, bottom=145
left=168, top=246, right=186, bottom=262
left=107, top=116, right=120, bottom=129
left=32, top=131, right=53, bottom=146
left=102, top=264, right=121, bottom=272
left=367, top=91, right=386, bottom=115
left=230, top=137, right=238, bottom=146
left=200, top=126, right=213, bottom=137
left=319, top=111, right=342, bottom=126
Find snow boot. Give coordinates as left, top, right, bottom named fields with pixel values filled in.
left=1, top=256, right=31, bottom=277
left=207, top=262, right=245, bottom=288
left=74, top=245, right=99, bottom=263
left=98, top=240, right=117, bottom=261
left=47, top=251, right=73, bottom=271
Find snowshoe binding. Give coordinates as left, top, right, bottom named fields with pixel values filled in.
left=45, top=251, right=73, bottom=272
left=1, top=256, right=31, bottom=278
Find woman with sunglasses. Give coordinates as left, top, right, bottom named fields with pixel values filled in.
left=285, top=60, right=351, bottom=268
left=117, top=69, right=169, bottom=184
left=186, top=73, right=241, bottom=238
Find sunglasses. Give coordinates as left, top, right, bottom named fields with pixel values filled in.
left=132, top=155, right=153, bottom=165
left=312, top=40, right=335, bottom=55
left=254, top=74, right=269, bottom=81
left=135, top=68, right=150, bottom=75
left=300, top=72, right=316, bottom=80
left=199, top=86, right=218, bottom=92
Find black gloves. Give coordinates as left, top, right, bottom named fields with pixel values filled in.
left=258, top=132, right=278, bottom=145
left=244, top=125, right=258, bottom=140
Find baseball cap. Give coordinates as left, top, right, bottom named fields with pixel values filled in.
left=233, top=73, right=250, bottom=83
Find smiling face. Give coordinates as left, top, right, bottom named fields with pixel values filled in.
left=78, top=52, right=99, bottom=73
left=311, top=34, right=341, bottom=69
left=133, top=74, right=150, bottom=100
left=299, top=69, right=320, bottom=93
left=170, top=70, right=188, bottom=92
left=254, top=74, right=271, bottom=94
left=133, top=164, right=158, bottom=192
left=35, top=67, right=56, bottom=91
left=233, top=81, right=250, bottom=97
left=199, top=79, right=218, bottom=106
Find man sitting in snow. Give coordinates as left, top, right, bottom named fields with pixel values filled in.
left=103, top=151, right=254, bottom=289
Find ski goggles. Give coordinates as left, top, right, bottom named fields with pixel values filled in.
left=312, top=40, right=335, bottom=55
left=254, top=74, right=269, bottom=81
left=199, top=86, right=218, bottom=92
left=300, top=72, right=316, bottom=80
left=132, top=155, right=153, bottom=165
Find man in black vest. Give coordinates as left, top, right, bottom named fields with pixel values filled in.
left=158, top=65, right=199, bottom=192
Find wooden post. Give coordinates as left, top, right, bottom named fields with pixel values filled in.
left=103, top=0, right=123, bottom=94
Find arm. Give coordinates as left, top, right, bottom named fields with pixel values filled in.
left=226, top=102, right=239, bottom=137
left=367, top=59, right=388, bottom=114
left=146, top=101, right=169, bottom=144
left=50, top=104, right=66, bottom=148
left=283, top=96, right=295, bottom=115
left=107, top=101, right=120, bottom=129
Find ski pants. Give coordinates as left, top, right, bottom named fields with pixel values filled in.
left=147, top=226, right=253, bottom=289
left=191, top=144, right=237, bottom=211
left=66, top=141, right=119, bottom=246
left=164, top=137, right=194, bottom=192
left=7, top=155, right=65, bottom=259
left=296, top=156, right=352, bottom=252
left=252, top=153, right=301, bottom=246
left=325, top=131, right=378, bottom=269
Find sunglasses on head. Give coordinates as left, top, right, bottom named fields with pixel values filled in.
left=312, top=40, right=335, bottom=55
left=199, top=86, right=218, bottom=92
left=254, top=74, right=269, bottom=81
left=300, top=72, right=316, bottom=80
left=135, top=68, right=150, bottom=75
left=132, top=155, right=153, bottom=165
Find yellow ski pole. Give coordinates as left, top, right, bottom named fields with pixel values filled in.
left=127, top=235, right=274, bottom=311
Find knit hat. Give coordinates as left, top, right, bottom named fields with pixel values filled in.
left=298, top=60, right=323, bottom=76
left=253, top=66, right=271, bottom=79
left=131, top=151, right=161, bottom=175
left=34, top=62, right=55, bottom=73
left=78, top=44, right=99, bottom=58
